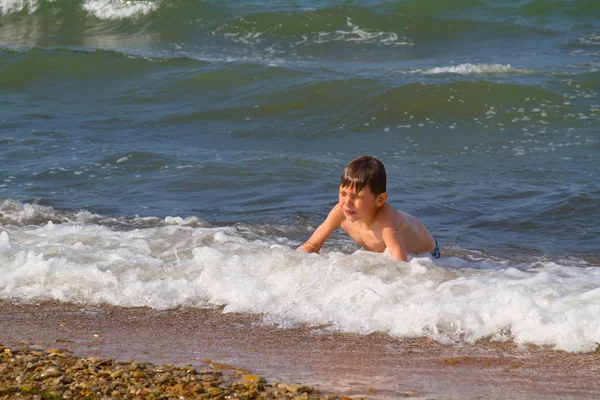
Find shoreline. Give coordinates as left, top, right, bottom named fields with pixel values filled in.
left=0, top=343, right=354, bottom=399
left=2, top=300, right=600, bottom=399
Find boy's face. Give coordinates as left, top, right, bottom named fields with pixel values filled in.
left=338, top=184, right=386, bottom=222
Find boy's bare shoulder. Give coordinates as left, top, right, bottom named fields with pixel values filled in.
left=377, top=203, right=403, bottom=227
left=326, top=203, right=345, bottom=224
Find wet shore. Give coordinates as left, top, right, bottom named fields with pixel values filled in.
left=1, top=300, right=600, bottom=399
left=1, top=343, right=358, bottom=399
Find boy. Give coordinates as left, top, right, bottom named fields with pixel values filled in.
left=300, top=156, right=440, bottom=262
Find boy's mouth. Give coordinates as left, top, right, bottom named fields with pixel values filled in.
left=344, top=209, right=356, bottom=216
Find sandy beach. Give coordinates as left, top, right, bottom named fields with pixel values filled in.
left=1, top=300, right=599, bottom=399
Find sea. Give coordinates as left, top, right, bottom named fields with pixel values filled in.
left=1, top=0, right=599, bottom=355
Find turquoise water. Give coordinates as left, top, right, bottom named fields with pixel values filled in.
left=1, top=0, right=599, bottom=296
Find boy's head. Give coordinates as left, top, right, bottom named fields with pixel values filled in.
left=340, top=156, right=386, bottom=196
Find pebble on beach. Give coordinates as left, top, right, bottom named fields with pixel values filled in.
left=0, top=344, right=363, bottom=399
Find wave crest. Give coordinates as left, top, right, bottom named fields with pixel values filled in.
left=418, top=63, right=527, bottom=75
left=0, top=0, right=37, bottom=14
left=0, top=0, right=157, bottom=18
left=82, top=0, right=157, bottom=19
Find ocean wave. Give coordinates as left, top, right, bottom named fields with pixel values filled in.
left=520, top=0, right=600, bottom=20
left=3, top=0, right=597, bottom=32
left=1, top=200, right=600, bottom=353
left=2, top=45, right=595, bottom=134
left=0, top=0, right=557, bottom=52
left=390, top=0, right=600, bottom=25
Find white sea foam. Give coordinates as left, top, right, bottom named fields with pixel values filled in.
left=0, top=0, right=156, bottom=17
left=578, top=33, right=600, bottom=46
left=1, top=201, right=600, bottom=353
left=312, top=17, right=412, bottom=46
left=0, top=0, right=38, bottom=15
left=418, top=63, right=525, bottom=75
left=215, top=17, right=411, bottom=48
left=82, top=0, right=156, bottom=20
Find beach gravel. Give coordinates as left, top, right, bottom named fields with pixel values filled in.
left=0, top=344, right=361, bottom=400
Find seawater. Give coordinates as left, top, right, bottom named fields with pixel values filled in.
left=1, top=0, right=599, bottom=353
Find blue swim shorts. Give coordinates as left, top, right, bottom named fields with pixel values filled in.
left=431, top=239, right=441, bottom=259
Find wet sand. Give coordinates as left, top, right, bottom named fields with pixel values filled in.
left=1, top=300, right=599, bottom=399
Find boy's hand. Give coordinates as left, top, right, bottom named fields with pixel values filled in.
left=298, top=204, right=344, bottom=255
left=298, top=243, right=319, bottom=253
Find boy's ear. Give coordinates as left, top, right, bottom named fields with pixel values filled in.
left=376, top=193, right=388, bottom=206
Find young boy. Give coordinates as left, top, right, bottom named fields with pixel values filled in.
left=300, top=156, right=440, bottom=262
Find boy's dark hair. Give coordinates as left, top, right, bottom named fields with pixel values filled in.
left=340, top=156, right=386, bottom=195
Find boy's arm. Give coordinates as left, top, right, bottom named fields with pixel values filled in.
left=382, top=225, right=408, bottom=262
left=299, top=204, right=344, bottom=254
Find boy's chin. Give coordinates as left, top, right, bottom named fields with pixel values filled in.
left=344, top=212, right=359, bottom=221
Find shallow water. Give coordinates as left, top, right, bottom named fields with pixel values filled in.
left=3, top=301, right=600, bottom=399
left=1, top=0, right=599, bottom=352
